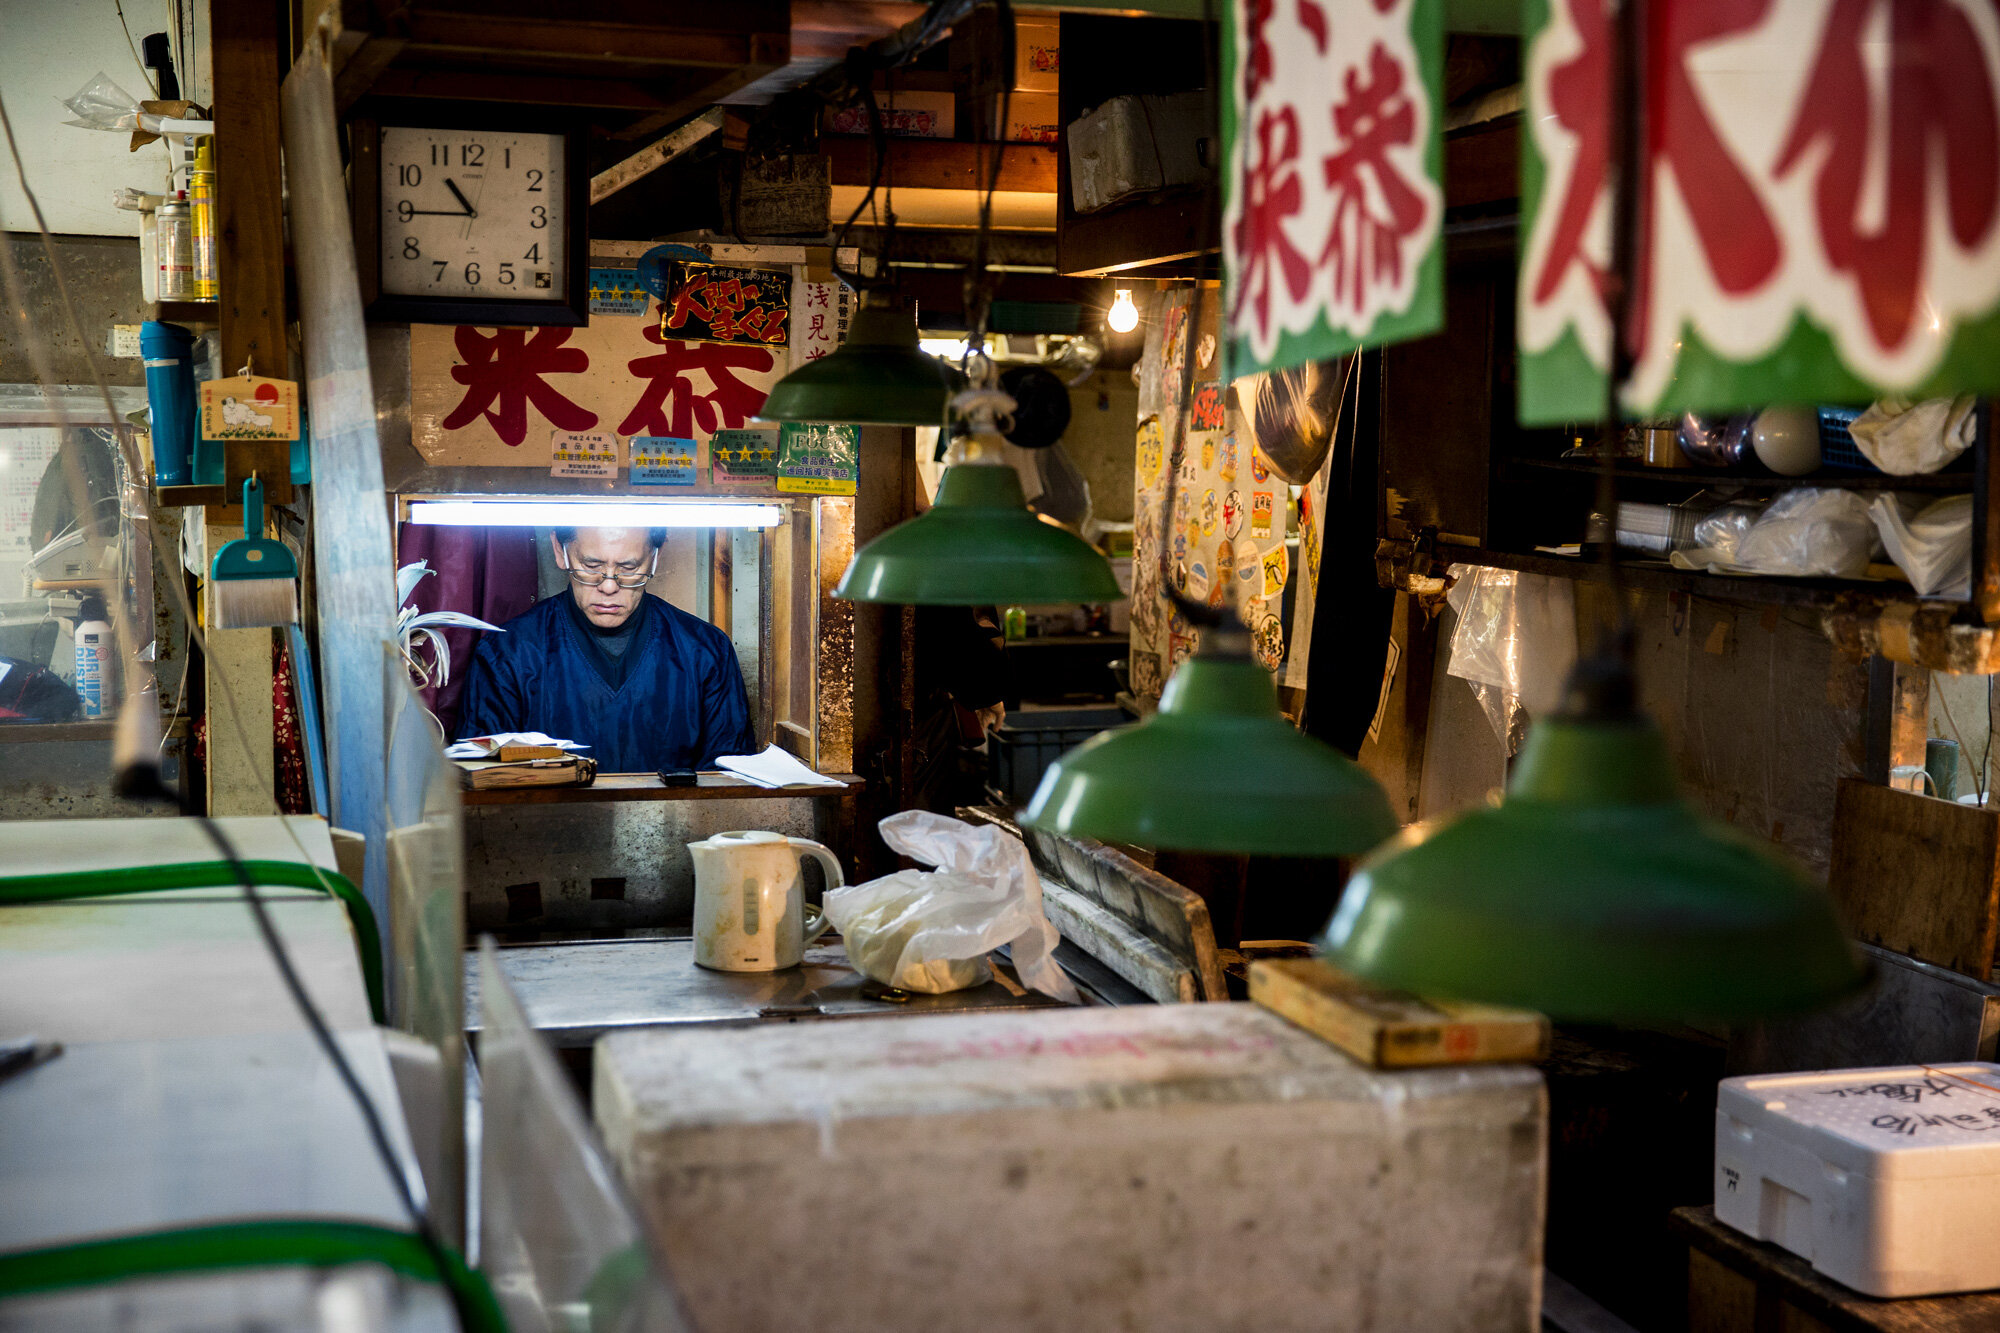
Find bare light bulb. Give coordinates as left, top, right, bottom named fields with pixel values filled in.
left=1107, top=289, right=1139, bottom=334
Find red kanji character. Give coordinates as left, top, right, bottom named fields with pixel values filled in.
left=1532, top=0, right=1781, bottom=358
left=807, top=284, right=832, bottom=309
left=442, top=326, right=597, bottom=447
left=1232, top=107, right=1313, bottom=340
left=1320, top=44, right=1428, bottom=311
left=619, top=330, right=776, bottom=438
left=1776, top=0, right=2000, bottom=350
left=809, top=312, right=828, bottom=337
left=1243, top=0, right=1276, bottom=99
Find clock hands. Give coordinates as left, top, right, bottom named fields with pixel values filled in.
left=403, top=178, right=479, bottom=218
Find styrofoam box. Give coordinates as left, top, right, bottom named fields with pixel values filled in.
left=1716, top=1063, right=2000, bottom=1296
left=596, top=1004, right=1547, bottom=1333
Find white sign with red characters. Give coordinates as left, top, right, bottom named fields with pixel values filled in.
left=1222, top=0, right=1444, bottom=376
left=1520, top=0, right=2000, bottom=423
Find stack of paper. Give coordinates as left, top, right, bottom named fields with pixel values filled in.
left=444, top=731, right=588, bottom=760
left=715, top=745, right=846, bottom=789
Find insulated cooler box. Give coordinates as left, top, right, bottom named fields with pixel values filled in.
left=596, top=1004, right=1548, bottom=1332
left=1716, top=1063, right=2000, bottom=1296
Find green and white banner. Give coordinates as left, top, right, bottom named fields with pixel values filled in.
left=1520, top=0, right=2000, bottom=424
left=1222, top=0, right=1445, bottom=377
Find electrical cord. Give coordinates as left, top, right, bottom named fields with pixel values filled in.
left=0, top=82, right=481, bottom=1328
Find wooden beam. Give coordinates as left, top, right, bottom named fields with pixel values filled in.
left=824, top=138, right=1058, bottom=194
left=591, top=109, right=725, bottom=204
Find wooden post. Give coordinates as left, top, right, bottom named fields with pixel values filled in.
left=207, top=0, right=289, bottom=814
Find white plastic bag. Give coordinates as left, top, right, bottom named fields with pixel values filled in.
left=1870, top=493, right=1972, bottom=599
left=824, top=811, right=1079, bottom=1001
left=1849, top=396, right=1976, bottom=475
left=1727, top=488, right=1879, bottom=577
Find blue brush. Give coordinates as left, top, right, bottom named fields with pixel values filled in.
left=210, top=476, right=299, bottom=628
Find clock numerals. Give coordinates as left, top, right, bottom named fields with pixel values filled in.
left=378, top=126, right=567, bottom=303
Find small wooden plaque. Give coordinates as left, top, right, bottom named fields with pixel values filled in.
left=1249, top=957, right=1549, bottom=1068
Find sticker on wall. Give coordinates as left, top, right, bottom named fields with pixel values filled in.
left=630, top=435, right=697, bottom=486
left=1250, top=447, right=1271, bottom=484
left=1260, top=542, right=1290, bottom=599
left=1223, top=490, right=1244, bottom=539
left=1137, top=416, right=1165, bottom=484
left=200, top=375, right=300, bottom=441
left=1190, top=382, right=1226, bottom=431
left=1169, top=629, right=1199, bottom=670
left=1132, top=650, right=1163, bottom=699
left=711, top=428, right=780, bottom=488
left=588, top=267, right=650, bottom=318
left=1251, top=491, right=1275, bottom=538
left=1173, top=557, right=1189, bottom=592
left=661, top=261, right=790, bottom=346
left=1253, top=612, right=1285, bottom=672
left=776, top=421, right=858, bottom=495
left=1200, top=488, right=1218, bottom=536
left=1200, top=437, right=1216, bottom=472
left=550, top=429, right=619, bottom=479
left=1187, top=560, right=1211, bottom=601
left=1219, top=435, right=1238, bottom=481
left=1236, top=547, right=1263, bottom=601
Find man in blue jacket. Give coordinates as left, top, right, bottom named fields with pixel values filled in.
left=456, top=526, right=755, bottom=772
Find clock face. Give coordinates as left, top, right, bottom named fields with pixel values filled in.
left=378, top=127, right=566, bottom=300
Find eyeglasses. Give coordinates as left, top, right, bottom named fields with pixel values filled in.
left=561, top=545, right=657, bottom=589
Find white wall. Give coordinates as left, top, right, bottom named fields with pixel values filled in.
left=0, top=0, right=193, bottom=236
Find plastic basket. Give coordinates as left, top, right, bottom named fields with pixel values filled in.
left=988, top=705, right=1128, bottom=804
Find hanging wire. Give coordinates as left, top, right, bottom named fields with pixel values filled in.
left=112, top=0, right=159, bottom=97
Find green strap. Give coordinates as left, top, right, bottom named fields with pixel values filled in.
left=0, top=1220, right=505, bottom=1332
left=0, top=861, right=385, bottom=1024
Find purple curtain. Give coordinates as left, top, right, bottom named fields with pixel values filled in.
left=396, top=523, right=542, bottom=736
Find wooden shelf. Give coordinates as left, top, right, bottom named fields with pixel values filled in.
left=150, top=301, right=219, bottom=325
left=461, top=771, right=863, bottom=806
left=1380, top=538, right=1949, bottom=613
left=824, top=138, right=1057, bottom=194
left=1505, top=457, right=1976, bottom=493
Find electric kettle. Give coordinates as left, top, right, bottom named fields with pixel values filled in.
left=688, top=830, right=844, bottom=971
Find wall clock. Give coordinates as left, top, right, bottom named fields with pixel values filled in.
left=353, top=108, right=589, bottom=325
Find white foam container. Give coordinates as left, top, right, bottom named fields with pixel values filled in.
left=1716, top=1063, right=2000, bottom=1296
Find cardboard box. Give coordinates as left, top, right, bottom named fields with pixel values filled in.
left=825, top=90, right=956, bottom=139
left=1005, top=90, right=1060, bottom=144
left=597, top=1004, right=1548, bottom=1332
left=1014, top=17, right=1060, bottom=92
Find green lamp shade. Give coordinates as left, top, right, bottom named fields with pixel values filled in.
left=1021, top=654, right=1399, bottom=857
left=757, top=302, right=957, bottom=426
left=1322, top=714, right=1866, bottom=1022
left=836, top=464, right=1123, bottom=604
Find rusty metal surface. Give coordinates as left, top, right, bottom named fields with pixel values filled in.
left=1823, top=600, right=2000, bottom=675
left=462, top=795, right=827, bottom=934
left=463, top=937, right=1070, bottom=1047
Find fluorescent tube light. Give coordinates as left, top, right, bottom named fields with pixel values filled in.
left=406, top=500, right=783, bottom=529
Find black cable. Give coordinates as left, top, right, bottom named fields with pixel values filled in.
left=181, top=800, right=477, bottom=1324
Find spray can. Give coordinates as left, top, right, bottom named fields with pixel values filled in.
left=189, top=139, right=217, bottom=300
left=74, top=596, right=112, bottom=719
left=155, top=194, right=195, bottom=302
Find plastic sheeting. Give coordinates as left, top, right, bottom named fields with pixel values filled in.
left=477, top=939, right=694, bottom=1333
left=281, top=41, right=399, bottom=936
left=1443, top=566, right=1578, bottom=753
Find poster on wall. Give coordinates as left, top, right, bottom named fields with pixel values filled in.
left=1519, top=0, right=2000, bottom=423
left=410, top=303, right=786, bottom=475
left=1221, top=0, right=1444, bottom=378
left=660, top=262, right=791, bottom=346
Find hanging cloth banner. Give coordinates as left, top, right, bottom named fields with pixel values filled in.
left=1519, top=0, right=2000, bottom=425
left=1221, top=0, right=1445, bottom=376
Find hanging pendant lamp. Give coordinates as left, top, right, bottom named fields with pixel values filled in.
left=1321, top=658, right=1865, bottom=1021
left=757, top=291, right=958, bottom=427
left=1021, top=627, right=1398, bottom=857
left=836, top=387, right=1122, bottom=604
